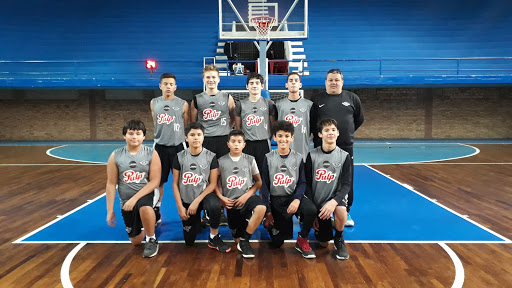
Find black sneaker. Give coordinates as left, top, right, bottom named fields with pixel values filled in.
left=334, top=237, right=349, bottom=260
left=237, top=240, right=255, bottom=258
left=220, top=210, right=228, bottom=226
left=143, top=238, right=159, bottom=258
left=201, top=211, right=209, bottom=228
left=154, top=206, right=161, bottom=225
left=208, top=234, right=231, bottom=253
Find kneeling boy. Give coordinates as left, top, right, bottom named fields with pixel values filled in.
left=216, top=130, right=265, bottom=258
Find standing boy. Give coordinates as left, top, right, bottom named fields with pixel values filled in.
left=215, top=130, right=266, bottom=258
left=171, top=122, right=231, bottom=253
left=235, top=73, right=276, bottom=172
left=260, top=121, right=317, bottom=258
left=150, top=73, right=189, bottom=224
left=106, top=120, right=161, bottom=258
left=275, top=72, right=313, bottom=161
left=305, top=118, right=352, bottom=260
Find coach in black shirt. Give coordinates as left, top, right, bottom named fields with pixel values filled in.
left=310, top=68, right=364, bottom=226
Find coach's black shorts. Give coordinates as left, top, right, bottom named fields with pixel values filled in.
left=226, top=194, right=265, bottom=238
left=154, top=143, right=185, bottom=185
left=203, top=135, right=230, bottom=159
left=243, top=139, right=270, bottom=171
left=121, top=192, right=156, bottom=238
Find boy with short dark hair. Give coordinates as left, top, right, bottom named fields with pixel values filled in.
left=106, top=120, right=161, bottom=258
left=150, top=72, right=189, bottom=224
left=215, top=129, right=266, bottom=258
left=304, top=118, right=352, bottom=260
left=234, top=73, right=276, bottom=172
left=260, top=120, right=317, bottom=258
left=172, top=122, right=231, bottom=253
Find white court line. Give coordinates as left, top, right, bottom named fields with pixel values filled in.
left=0, top=163, right=105, bottom=166
left=366, top=165, right=512, bottom=243
left=12, top=193, right=106, bottom=244
left=439, top=243, right=465, bottom=288
left=365, top=163, right=512, bottom=165
left=61, top=242, right=86, bottom=288
left=46, top=145, right=106, bottom=164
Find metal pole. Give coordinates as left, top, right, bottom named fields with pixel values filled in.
left=259, top=40, right=268, bottom=90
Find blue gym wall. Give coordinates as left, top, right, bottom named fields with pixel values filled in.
left=0, top=0, right=511, bottom=88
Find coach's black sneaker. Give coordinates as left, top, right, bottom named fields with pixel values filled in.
left=220, top=210, right=229, bottom=226
left=154, top=206, right=161, bottom=225
left=237, top=240, right=255, bottom=258
left=295, top=235, right=316, bottom=259
left=143, top=238, right=159, bottom=258
left=208, top=234, right=231, bottom=253
left=334, top=237, right=349, bottom=260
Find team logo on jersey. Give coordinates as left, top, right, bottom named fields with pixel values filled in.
left=322, top=161, right=330, bottom=168
left=173, top=107, right=180, bottom=110
left=290, top=107, right=296, bottom=114
left=315, top=169, right=336, bottom=183
left=209, top=101, right=216, bottom=108
left=199, top=164, right=209, bottom=170
left=333, top=162, right=342, bottom=168
left=342, top=102, right=350, bottom=106
left=203, top=108, right=221, bottom=120
left=246, top=115, right=263, bottom=126
left=163, top=105, right=170, bottom=111
left=218, top=101, right=226, bottom=106
left=157, top=113, right=175, bottom=124
left=260, top=107, right=267, bottom=111
left=129, top=161, right=137, bottom=168
left=273, top=173, right=294, bottom=187
left=226, top=175, right=247, bottom=189
left=190, top=163, right=197, bottom=170
left=140, top=160, right=149, bottom=166
left=182, top=172, right=203, bottom=186
left=279, top=165, right=288, bottom=172
left=299, top=107, right=307, bottom=113
left=284, top=114, right=302, bottom=127
left=232, top=167, right=240, bottom=174
left=123, top=170, right=146, bottom=183
left=251, top=107, right=258, bottom=113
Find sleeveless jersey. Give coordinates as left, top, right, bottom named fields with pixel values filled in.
left=114, top=145, right=154, bottom=207
left=309, top=146, right=349, bottom=207
left=276, top=97, right=312, bottom=161
left=237, top=97, right=274, bottom=141
left=265, top=149, right=303, bottom=196
left=218, top=153, right=255, bottom=200
left=177, top=148, right=216, bottom=204
left=194, top=91, right=231, bottom=136
left=151, top=96, right=186, bottom=146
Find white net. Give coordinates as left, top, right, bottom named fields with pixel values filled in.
left=250, top=16, right=276, bottom=40
left=222, top=89, right=304, bottom=102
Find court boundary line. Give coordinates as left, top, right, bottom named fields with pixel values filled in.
left=366, top=165, right=512, bottom=242
left=61, top=242, right=86, bottom=288
left=2, top=163, right=511, bottom=167
left=440, top=243, right=465, bottom=288
left=46, top=145, right=106, bottom=164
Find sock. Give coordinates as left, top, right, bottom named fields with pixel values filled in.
left=146, top=235, right=156, bottom=241
left=242, top=231, right=252, bottom=241
left=210, top=233, right=217, bottom=239
left=334, top=230, right=343, bottom=240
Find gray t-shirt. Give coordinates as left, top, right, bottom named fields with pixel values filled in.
left=275, top=97, right=313, bottom=161
left=235, top=97, right=276, bottom=141
left=265, top=149, right=303, bottom=196
left=194, top=91, right=231, bottom=137
left=151, top=96, right=186, bottom=146
left=176, top=148, right=217, bottom=204
left=114, top=145, right=154, bottom=207
left=218, top=153, right=259, bottom=200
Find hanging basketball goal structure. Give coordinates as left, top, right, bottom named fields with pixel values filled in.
left=219, top=0, right=308, bottom=41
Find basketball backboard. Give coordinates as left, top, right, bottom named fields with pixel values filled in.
left=219, top=0, right=308, bottom=40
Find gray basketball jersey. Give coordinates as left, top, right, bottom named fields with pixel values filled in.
left=218, top=153, right=255, bottom=200
left=177, top=148, right=216, bottom=204
left=276, top=97, right=313, bottom=161
left=114, top=145, right=154, bottom=207
left=266, top=150, right=303, bottom=196
left=309, top=146, right=349, bottom=207
left=195, top=91, right=231, bottom=136
left=151, top=96, right=186, bottom=146
left=238, top=97, right=274, bottom=141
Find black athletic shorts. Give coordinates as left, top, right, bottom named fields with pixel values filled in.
left=314, top=202, right=348, bottom=242
left=181, top=193, right=222, bottom=244
left=226, top=194, right=265, bottom=238
left=243, top=139, right=270, bottom=172
left=121, top=192, right=156, bottom=238
left=268, top=194, right=308, bottom=242
left=154, top=143, right=185, bottom=185
left=203, top=135, right=230, bottom=159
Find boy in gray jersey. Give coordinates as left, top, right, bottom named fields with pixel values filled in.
left=150, top=73, right=189, bottom=225
left=234, top=73, right=276, bottom=172
left=305, top=118, right=352, bottom=260
left=260, top=121, right=317, bottom=258
left=215, top=130, right=266, bottom=258
left=171, top=122, right=231, bottom=253
left=106, top=120, right=161, bottom=258
left=275, top=72, right=313, bottom=162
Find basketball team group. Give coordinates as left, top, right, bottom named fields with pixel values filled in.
left=105, top=64, right=364, bottom=260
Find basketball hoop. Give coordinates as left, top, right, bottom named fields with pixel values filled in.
left=250, top=16, right=276, bottom=41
